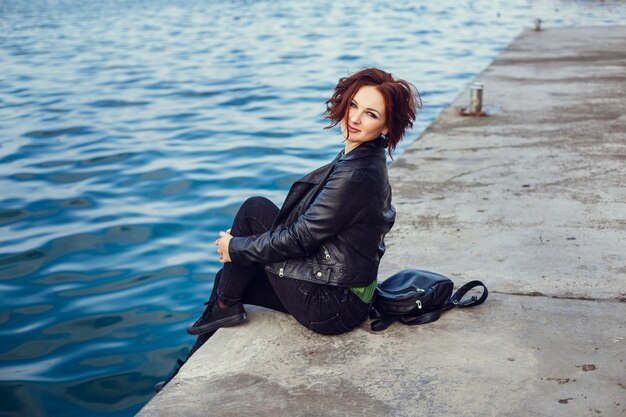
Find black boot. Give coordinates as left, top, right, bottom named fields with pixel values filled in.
left=186, top=299, right=247, bottom=335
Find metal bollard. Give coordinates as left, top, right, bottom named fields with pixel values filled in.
left=534, top=18, right=541, bottom=31
left=469, top=83, right=484, bottom=114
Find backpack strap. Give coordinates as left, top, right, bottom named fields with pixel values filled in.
left=400, top=310, right=444, bottom=326
left=447, top=280, right=488, bottom=308
left=372, top=308, right=448, bottom=329
left=402, top=281, right=488, bottom=326
left=370, top=315, right=395, bottom=332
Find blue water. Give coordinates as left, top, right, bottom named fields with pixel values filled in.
left=1, top=1, right=625, bottom=416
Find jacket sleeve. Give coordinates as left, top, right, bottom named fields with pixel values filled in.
left=228, top=167, right=368, bottom=265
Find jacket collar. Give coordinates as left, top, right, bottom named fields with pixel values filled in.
left=340, top=135, right=387, bottom=161
left=297, top=136, right=387, bottom=185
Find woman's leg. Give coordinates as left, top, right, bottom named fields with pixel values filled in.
left=240, top=269, right=288, bottom=313
left=186, top=266, right=287, bottom=358
left=188, top=195, right=370, bottom=337
left=264, top=273, right=372, bottom=335
left=227, top=266, right=370, bottom=335
left=186, top=196, right=279, bottom=335
left=216, top=196, right=279, bottom=304
left=195, top=266, right=369, bottom=337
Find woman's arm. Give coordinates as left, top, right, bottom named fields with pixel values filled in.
left=225, top=167, right=368, bottom=265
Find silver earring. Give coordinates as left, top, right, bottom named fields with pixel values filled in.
left=380, top=133, right=390, bottom=147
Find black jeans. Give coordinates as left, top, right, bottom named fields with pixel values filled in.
left=211, top=197, right=371, bottom=334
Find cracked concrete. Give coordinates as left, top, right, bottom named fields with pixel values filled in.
left=138, top=26, right=626, bottom=417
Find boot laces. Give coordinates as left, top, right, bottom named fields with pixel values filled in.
left=199, top=300, right=215, bottom=322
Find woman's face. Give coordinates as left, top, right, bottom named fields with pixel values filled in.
left=341, top=85, right=388, bottom=147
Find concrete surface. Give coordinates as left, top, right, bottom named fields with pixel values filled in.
left=138, top=26, right=626, bottom=417
left=381, top=25, right=626, bottom=302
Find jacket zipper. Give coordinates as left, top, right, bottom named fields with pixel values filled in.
left=321, top=245, right=331, bottom=260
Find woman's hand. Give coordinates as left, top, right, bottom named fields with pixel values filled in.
left=216, top=229, right=233, bottom=263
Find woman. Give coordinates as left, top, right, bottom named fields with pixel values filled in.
left=192, top=67, right=419, bottom=336
left=155, top=68, right=419, bottom=392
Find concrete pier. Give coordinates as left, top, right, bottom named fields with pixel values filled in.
left=138, top=26, right=626, bottom=417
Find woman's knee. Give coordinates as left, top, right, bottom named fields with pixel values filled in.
left=241, top=196, right=275, bottom=212
left=237, top=196, right=279, bottom=221
left=231, top=196, right=278, bottom=235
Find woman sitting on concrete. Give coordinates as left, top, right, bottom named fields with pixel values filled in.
left=191, top=67, right=419, bottom=338
left=155, top=68, right=420, bottom=391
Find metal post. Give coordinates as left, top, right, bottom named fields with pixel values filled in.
left=469, top=83, right=484, bottom=115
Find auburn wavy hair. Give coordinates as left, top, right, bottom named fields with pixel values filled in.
left=324, top=68, right=421, bottom=158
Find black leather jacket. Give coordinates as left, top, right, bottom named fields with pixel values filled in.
left=229, top=136, right=396, bottom=287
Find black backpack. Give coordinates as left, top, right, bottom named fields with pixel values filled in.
left=370, top=269, right=488, bottom=332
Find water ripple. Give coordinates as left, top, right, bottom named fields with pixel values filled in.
left=87, top=100, right=150, bottom=108
left=22, top=126, right=95, bottom=139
